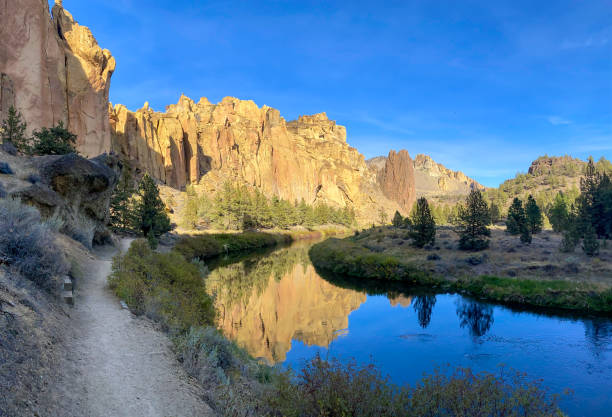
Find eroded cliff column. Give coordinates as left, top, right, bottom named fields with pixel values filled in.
left=0, top=0, right=115, bottom=157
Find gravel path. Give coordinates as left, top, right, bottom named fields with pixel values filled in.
left=56, top=240, right=215, bottom=417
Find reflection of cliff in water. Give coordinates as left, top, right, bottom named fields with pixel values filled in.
left=205, top=244, right=366, bottom=363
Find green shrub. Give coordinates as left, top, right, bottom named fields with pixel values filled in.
left=30, top=121, right=77, bottom=155
left=108, top=239, right=215, bottom=333
left=269, top=355, right=564, bottom=417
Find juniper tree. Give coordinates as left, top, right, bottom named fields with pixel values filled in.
left=582, top=224, right=600, bottom=257
left=30, top=121, right=77, bottom=155
left=1, top=106, right=28, bottom=152
left=548, top=192, right=570, bottom=233
left=109, top=167, right=137, bottom=234
left=456, top=190, right=491, bottom=251
left=133, top=173, right=171, bottom=248
left=489, top=203, right=501, bottom=225
left=392, top=210, right=404, bottom=228
left=524, top=195, right=543, bottom=234
left=506, top=198, right=525, bottom=235
left=409, top=198, right=436, bottom=248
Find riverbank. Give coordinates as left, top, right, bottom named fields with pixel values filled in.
left=172, top=226, right=350, bottom=261
left=309, top=227, right=612, bottom=314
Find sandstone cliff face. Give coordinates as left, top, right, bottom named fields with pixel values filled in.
left=110, top=95, right=402, bottom=221
left=0, top=0, right=115, bottom=157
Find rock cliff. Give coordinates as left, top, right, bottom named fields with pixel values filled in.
left=375, top=150, right=416, bottom=213
left=368, top=153, right=484, bottom=204
left=413, top=154, right=484, bottom=196
left=0, top=0, right=115, bottom=157
left=110, top=95, right=402, bottom=221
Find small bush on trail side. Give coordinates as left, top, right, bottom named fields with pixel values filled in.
left=270, top=355, right=564, bottom=417
left=108, top=239, right=215, bottom=334
left=0, top=198, right=68, bottom=290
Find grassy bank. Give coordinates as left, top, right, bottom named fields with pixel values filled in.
left=310, top=236, right=612, bottom=314
left=173, top=231, right=293, bottom=261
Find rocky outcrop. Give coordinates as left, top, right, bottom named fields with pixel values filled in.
left=110, top=95, right=401, bottom=222
left=0, top=149, right=120, bottom=246
left=527, top=155, right=584, bottom=176
left=370, top=150, right=416, bottom=214
left=0, top=0, right=115, bottom=157
left=368, top=153, right=484, bottom=202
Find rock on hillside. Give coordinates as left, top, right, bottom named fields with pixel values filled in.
left=375, top=150, right=416, bottom=214
left=413, top=154, right=484, bottom=196
left=0, top=0, right=115, bottom=157
left=110, top=95, right=403, bottom=222
left=367, top=153, right=484, bottom=203
left=0, top=150, right=120, bottom=246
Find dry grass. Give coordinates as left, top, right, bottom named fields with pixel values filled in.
left=355, top=226, right=612, bottom=287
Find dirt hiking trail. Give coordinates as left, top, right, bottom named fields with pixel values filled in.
left=55, top=240, right=215, bottom=417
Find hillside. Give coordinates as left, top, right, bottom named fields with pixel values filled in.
left=485, top=155, right=612, bottom=213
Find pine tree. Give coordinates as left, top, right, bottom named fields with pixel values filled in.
left=1, top=106, right=28, bottom=152
left=409, top=198, right=436, bottom=248
left=582, top=224, right=600, bottom=256
left=489, top=203, right=501, bottom=225
left=524, top=195, right=543, bottom=234
left=30, top=121, right=77, bottom=155
left=133, top=173, right=171, bottom=248
left=548, top=192, right=570, bottom=232
left=506, top=198, right=525, bottom=235
left=520, top=221, right=532, bottom=244
left=392, top=210, right=404, bottom=228
left=179, top=185, right=199, bottom=230
left=456, top=190, right=491, bottom=251
left=109, top=167, right=137, bottom=234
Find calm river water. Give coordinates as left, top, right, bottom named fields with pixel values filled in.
left=205, top=240, right=612, bottom=417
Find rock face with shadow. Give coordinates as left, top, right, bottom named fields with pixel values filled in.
left=1, top=149, right=120, bottom=246
left=0, top=0, right=115, bottom=157
left=110, top=95, right=405, bottom=222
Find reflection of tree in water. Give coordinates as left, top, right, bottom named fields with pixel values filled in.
left=413, top=295, right=436, bottom=328
left=206, top=246, right=310, bottom=309
left=584, top=318, right=612, bottom=358
left=456, top=300, right=494, bottom=338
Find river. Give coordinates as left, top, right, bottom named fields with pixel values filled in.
left=204, top=239, right=612, bottom=417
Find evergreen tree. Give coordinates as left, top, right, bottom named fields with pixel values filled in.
left=456, top=190, right=491, bottom=251
left=392, top=210, right=404, bottom=228
left=548, top=192, right=570, bottom=232
left=1, top=106, right=28, bottom=152
left=179, top=185, right=199, bottom=230
left=133, top=173, right=171, bottom=248
left=109, top=167, right=137, bottom=234
left=524, top=195, right=543, bottom=234
left=506, top=198, right=525, bottom=235
left=520, top=222, right=532, bottom=244
left=30, top=121, right=77, bottom=155
left=378, top=208, right=388, bottom=225
left=489, top=203, right=501, bottom=224
left=582, top=224, right=600, bottom=257
left=409, top=198, right=436, bottom=248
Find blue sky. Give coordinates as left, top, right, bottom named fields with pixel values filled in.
left=54, top=0, right=611, bottom=187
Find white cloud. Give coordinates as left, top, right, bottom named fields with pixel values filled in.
left=547, top=116, right=572, bottom=125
